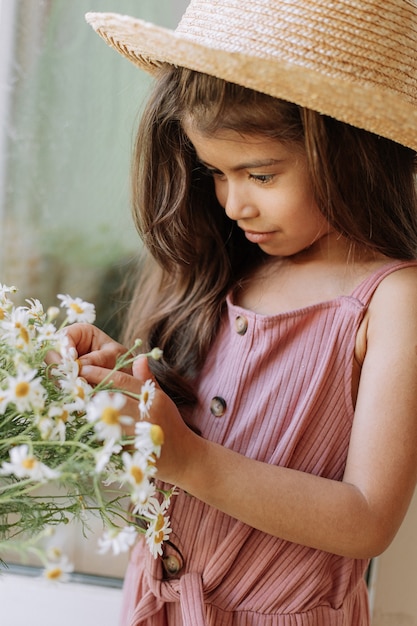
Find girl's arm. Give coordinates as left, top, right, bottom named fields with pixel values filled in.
left=70, top=267, right=417, bottom=560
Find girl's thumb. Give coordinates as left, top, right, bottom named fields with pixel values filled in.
left=132, top=355, right=155, bottom=383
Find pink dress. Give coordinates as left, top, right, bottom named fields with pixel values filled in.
left=120, top=260, right=416, bottom=626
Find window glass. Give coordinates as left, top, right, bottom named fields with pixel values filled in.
left=0, top=0, right=185, bottom=335
left=0, top=0, right=188, bottom=581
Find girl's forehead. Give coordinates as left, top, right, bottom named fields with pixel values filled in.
left=184, top=121, right=264, bottom=145
left=180, top=101, right=305, bottom=150
left=184, top=124, right=301, bottom=166
left=183, top=119, right=305, bottom=160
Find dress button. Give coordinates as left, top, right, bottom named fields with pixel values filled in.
left=210, top=396, right=227, bottom=417
left=162, top=554, right=182, bottom=576
left=235, top=315, right=248, bottom=335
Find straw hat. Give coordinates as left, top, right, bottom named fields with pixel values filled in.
left=85, top=0, right=417, bottom=150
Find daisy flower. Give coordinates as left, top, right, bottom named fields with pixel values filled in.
left=42, top=555, right=74, bottom=583
left=4, top=367, right=46, bottom=412
left=54, top=330, right=78, bottom=361
left=120, top=450, right=156, bottom=504
left=35, top=321, right=60, bottom=344
left=0, top=284, right=16, bottom=322
left=36, top=404, right=73, bottom=442
left=135, top=421, right=165, bottom=459
left=94, top=438, right=122, bottom=473
left=97, top=526, right=138, bottom=556
left=66, top=378, right=93, bottom=413
left=86, top=391, right=133, bottom=441
left=138, top=379, right=156, bottom=419
left=51, top=353, right=81, bottom=389
left=0, top=306, right=35, bottom=351
left=145, top=498, right=173, bottom=559
left=57, top=294, right=96, bottom=324
left=0, top=444, right=60, bottom=481
left=36, top=415, right=66, bottom=442
left=25, top=298, right=45, bottom=323
left=0, top=283, right=17, bottom=300
left=130, top=480, right=157, bottom=510
left=54, top=358, right=93, bottom=412
left=47, top=403, right=73, bottom=425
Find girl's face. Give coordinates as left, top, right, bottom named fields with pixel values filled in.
left=185, top=125, right=334, bottom=258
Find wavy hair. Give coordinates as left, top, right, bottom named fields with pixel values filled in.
left=123, top=66, right=417, bottom=407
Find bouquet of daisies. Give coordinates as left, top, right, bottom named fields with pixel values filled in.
left=0, top=284, right=174, bottom=579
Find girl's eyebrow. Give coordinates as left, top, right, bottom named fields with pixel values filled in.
left=198, top=157, right=284, bottom=171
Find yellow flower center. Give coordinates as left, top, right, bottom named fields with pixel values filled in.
left=150, top=424, right=164, bottom=447
left=0, top=307, right=5, bottom=320
left=142, top=390, right=149, bottom=404
left=46, top=567, right=63, bottom=580
left=101, top=407, right=120, bottom=425
left=130, top=466, right=144, bottom=484
left=15, top=381, right=30, bottom=397
left=154, top=531, right=165, bottom=545
left=22, top=457, right=36, bottom=470
left=14, top=322, right=29, bottom=344
left=70, top=302, right=84, bottom=315
left=58, top=410, right=69, bottom=423
left=154, top=513, right=165, bottom=533
left=76, top=385, right=85, bottom=399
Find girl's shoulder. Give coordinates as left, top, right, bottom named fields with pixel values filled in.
left=351, top=259, right=417, bottom=304
left=367, top=260, right=417, bottom=303
left=355, top=260, right=417, bottom=367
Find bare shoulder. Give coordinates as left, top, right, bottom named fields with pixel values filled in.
left=355, top=264, right=417, bottom=367
left=364, top=264, right=417, bottom=361
left=369, top=264, right=417, bottom=319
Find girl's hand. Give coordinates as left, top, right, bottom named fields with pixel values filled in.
left=65, top=323, right=128, bottom=370
left=47, top=324, right=197, bottom=485
left=46, top=323, right=128, bottom=371
left=132, top=357, right=195, bottom=485
left=79, top=352, right=196, bottom=486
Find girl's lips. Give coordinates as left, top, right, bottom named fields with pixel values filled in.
left=243, top=230, right=275, bottom=244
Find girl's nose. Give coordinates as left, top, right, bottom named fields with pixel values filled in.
left=222, top=182, right=257, bottom=221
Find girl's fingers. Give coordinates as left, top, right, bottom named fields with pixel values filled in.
left=78, top=348, right=130, bottom=372
left=79, top=364, right=138, bottom=393
left=132, top=356, right=153, bottom=382
left=63, top=324, right=127, bottom=360
left=44, top=349, right=63, bottom=366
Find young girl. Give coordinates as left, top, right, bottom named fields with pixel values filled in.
left=70, top=1, right=417, bottom=624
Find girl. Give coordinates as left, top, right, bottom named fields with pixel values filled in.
left=72, top=1, right=417, bottom=624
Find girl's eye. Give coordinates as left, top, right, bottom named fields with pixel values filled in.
left=249, top=173, right=275, bottom=184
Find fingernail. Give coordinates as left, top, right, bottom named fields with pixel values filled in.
left=80, top=364, right=92, bottom=376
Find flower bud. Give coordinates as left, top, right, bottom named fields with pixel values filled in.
left=150, top=347, right=163, bottom=361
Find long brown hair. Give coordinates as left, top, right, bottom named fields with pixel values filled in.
left=123, top=65, right=417, bottom=407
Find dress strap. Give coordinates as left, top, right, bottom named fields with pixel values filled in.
left=351, top=260, right=417, bottom=306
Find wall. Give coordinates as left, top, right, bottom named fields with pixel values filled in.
left=371, top=490, right=417, bottom=625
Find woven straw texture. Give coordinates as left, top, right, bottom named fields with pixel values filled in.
left=85, top=0, right=417, bottom=149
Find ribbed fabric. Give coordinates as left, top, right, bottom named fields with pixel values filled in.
left=120, top=260, right=417, bottom=626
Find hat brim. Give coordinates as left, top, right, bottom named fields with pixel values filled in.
left=86, top=12, right=417, bottom=151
